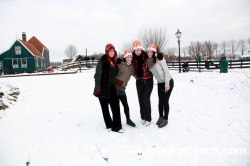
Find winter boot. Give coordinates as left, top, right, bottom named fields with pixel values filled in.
left=144, top=121, right=151, bottom=126
left=141, top=119, right=145, bottom=124
left=118, top=129, right=124, bottom=133
left=158, top=119, right=168, bottom=128
left=156, top=117, right=163, bottom=125
left=127, top=119, right=136, bottom=127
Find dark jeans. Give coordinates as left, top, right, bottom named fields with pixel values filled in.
left=118, top=94, right=130, bottom=120
left=157, top=79, right=174, bottom=120
left=98, top=85, right=122, bottom=131
left=116, top=89, right=130, bottom=120
left=136, top=77, right=153, bottom=122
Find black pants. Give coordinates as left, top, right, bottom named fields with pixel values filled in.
left=136, top=77, right=153, bottom=122
left=118, top=95, right=130, bottom=120
left=158, top=79, right=174, bottom=120
left=98, top=85, right=122, bottom=131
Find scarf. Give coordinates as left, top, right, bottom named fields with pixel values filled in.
left=146, top=58, right=155, bottom=69
left=134, top=54, right=144, bottom=77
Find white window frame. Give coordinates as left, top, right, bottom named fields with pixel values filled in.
left=21, top=58, right=27, bottom=68
left=36, top=57, right=39, bottom=67
left=41, top=58, right=43, bottom=67
left=13, top=58, right=19, bottom=68
left=15, top=46, right=21, bottom=55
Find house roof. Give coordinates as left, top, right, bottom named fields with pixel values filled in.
left=19, top=39, right=43, bottom=57
left=27, top=36, right=49, bottom=54
left=63, top=59, right=73, bottom=62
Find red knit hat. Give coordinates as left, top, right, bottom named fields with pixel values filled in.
left=105, top=43, right=117, bottom=66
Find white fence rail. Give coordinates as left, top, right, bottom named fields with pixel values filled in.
left=56, top=60, right=98, bottom=70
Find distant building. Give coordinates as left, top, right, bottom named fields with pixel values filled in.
left=0, top=32, right=49, bottom=74
left=50, top=62, right=62, bottom=68
left=71, top=55, right=85, bottom=63
left=63, top=59, right=72, bottom=64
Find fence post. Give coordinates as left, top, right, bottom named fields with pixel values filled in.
left=79, top=61, right=81, bottom=73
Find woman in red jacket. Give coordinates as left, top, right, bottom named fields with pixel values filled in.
left=132, top=40, right=153, bottom=126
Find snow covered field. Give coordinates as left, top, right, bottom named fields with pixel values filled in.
left=0, top=68, right=250, bottom=166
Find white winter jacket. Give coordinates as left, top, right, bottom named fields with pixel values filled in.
left=152, top=54, right=172, bottom=88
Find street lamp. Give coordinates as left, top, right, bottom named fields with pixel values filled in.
left=175, top=29, right=182, bottom=73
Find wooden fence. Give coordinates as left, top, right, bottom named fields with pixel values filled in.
left=167, top=60, right=250, bottom=70
left=56, top=60, right=98, bottom=71
left=55, top=59, right=250, bottom=71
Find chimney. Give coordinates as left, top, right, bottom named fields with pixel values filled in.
left=22, top=32, right=26, bottom=42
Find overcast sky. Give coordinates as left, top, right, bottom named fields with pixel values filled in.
left=0, top=0, right=250, bottom=61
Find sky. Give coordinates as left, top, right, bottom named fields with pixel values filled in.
left=0, top=0, right=250, bottom=62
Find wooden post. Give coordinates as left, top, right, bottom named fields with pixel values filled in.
left=79, top=61, right=81, bottom=73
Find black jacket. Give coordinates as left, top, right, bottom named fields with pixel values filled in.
left=94, top=54, right=118, bottom=99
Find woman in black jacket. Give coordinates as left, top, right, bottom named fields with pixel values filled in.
left=132, top=40, right=153, bottom=126
left=94, top=43, right=123, bottom=133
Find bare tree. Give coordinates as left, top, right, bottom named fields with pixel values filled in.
left=188, top=41, right=203, bottom=59
left=188, top=43, right=195, bottom=60
left=181, top=46, right=189, bottom=61
left=65, top=44, right=78, bottom=59
left=138, top=26, right=168, bottom=52
left=213, top=43, right=220, bottom=60
left=238, top=39, right=247, bottom=56
left=120, top=40, right=134, bottom=54
left=205, top=40, right=214, bottom=61
left=247, top=37, right=250, bottom=45
left=201, top=42, right=207, bottom=60
left=166, top=47, right=177, bottom=61
left=92, top=52, right=103, bottom=60
left=228, top=39, right=238, bottom=59
left=220, top=40, right=228, bottom=56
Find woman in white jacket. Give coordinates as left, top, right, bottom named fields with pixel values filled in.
left=146, top=43, right=174, bottom=128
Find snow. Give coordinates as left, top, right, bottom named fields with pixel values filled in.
left=0, top=68, right=250, bottom=166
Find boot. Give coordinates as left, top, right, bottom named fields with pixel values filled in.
left=156, top=117, right=163, bottom=125
left=127, top=119, right=136, bottom=127
left=158, top=119, right=168, bottom=128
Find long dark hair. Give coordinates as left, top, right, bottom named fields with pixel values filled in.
left=151, top=52, right=157, bottom=63
left=132, top=50, right=148, bottom=63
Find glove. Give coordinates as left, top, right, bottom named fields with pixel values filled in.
left=94, top=89, right=101, bottom=96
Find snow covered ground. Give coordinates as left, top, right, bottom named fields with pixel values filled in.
left=0, top=68, right=249, bottom=166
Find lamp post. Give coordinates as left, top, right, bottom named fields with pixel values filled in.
left=175, top=29, right=182, bottom=73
